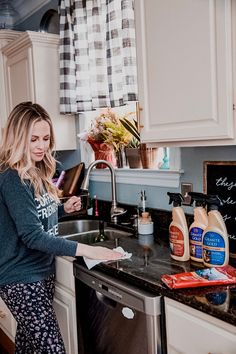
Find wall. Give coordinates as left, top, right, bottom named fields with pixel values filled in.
left=88, top=146, right=236, bottom=214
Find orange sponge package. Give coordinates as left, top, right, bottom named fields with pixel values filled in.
left=161, top=265, right=236, bottom=289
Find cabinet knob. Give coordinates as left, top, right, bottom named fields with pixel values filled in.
left=0, top=309, right=7, bottom=318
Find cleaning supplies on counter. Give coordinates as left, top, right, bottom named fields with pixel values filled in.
left=137, top=190, right=153, bottom=234
left=161, top=265, right=236, bottom=289
left=202, top=195, right=229, bottom=267
left=138, top=212, right=154, bottom=235
left=167, top=192, right=189, bottom=261
left=188, top=192, right=208, bottom=263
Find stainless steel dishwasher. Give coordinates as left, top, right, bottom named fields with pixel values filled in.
left=73, top=263, right=165, bottom=354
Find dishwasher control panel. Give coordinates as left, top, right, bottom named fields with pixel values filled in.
left=98, top=282, right=123, bottom=299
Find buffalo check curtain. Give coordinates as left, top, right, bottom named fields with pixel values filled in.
left=59, top=0, right=138, bottom=113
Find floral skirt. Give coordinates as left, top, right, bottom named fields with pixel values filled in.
left=0, top=274, right=66, bottom=354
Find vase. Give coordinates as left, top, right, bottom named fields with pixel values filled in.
left=88, top=140, right=117, bottom=169
left=125, top=147, right=142, bottom=169
left=116, top=147, right=128, bottom=168
left=140, top=143, right=158, bottom=169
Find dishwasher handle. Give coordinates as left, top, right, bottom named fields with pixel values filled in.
left=96, top=291, right=117, bottom=309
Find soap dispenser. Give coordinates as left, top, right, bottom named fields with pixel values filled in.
left=167, top=192, right=189, bottom=261
left=138, top=190, right=147, bottom=217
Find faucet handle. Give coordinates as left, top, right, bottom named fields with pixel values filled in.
left=110, top=206, right=126, bottom=219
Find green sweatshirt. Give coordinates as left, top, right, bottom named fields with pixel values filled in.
left=0, top=168, right=77, bottom=285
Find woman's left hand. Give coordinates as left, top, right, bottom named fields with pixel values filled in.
left=64, top=196, right=81, bottom=214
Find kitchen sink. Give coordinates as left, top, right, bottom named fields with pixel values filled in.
left=58, top=219, right=133, bottom=244
left=63, top=229, right=132, bottom=244
left=58, top=219, right=101, bottom=237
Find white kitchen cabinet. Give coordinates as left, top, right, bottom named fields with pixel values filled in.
left=0, top=298, right=16, bottom=343
left=0, top=30, right=21, bottom=142
left=53, top=286, right=78, bottom=354
left=164, top=297, right=236, bottom=354
left=54, top=256, right=78, bottom=354
left=2, top=31, right=76, bottom=151
left=135, top=0, right=236, bottom=146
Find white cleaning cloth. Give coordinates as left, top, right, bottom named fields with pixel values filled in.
left=83, top=246, right=132, bottom=270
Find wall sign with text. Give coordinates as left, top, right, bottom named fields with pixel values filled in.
left=204, top=161, right=236, bottom=261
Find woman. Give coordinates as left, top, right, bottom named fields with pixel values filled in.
left=0, top=102, right=122, bottom=354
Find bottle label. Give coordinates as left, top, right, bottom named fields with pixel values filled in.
left=203, top=231, right=226, bottom=265
left=189, top=227, right=204, bottom=260
left=169, top=225, right=184, bottom=257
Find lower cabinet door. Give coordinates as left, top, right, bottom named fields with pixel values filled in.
left=53, top=286, right=78, bottom=354
left=165, top=297, right=236, bottom=354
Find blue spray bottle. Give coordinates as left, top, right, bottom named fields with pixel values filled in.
left=202, top=195, right=229, bottom=267
left=188, top=192, right=208, bottom=262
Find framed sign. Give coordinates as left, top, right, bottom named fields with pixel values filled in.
left=203, top=161, right=236, bottom=261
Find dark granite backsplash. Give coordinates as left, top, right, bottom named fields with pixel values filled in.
left=60, top=197, right=194, bottom=234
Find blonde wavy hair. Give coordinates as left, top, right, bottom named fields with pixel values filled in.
left=0, top=102, right=59, bottom=201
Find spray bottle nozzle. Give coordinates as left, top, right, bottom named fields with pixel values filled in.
left=205, top=194, right=222, bottom=210
left=167, top=192, right=184, bottom=207
left=188, top=192, right=207, bottom=207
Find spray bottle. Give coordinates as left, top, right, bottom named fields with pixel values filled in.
left=202, top=195, right=229, bottom=267
left=188, top=192, right=208, bottom=262
left=167, top=192, right=189, bottom=261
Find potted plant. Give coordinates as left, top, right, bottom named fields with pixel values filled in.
left=120, top=117, right=142, bottom=168
left=120, top=116, right=158, bottom=169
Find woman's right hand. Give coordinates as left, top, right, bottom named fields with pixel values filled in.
left=76, top=243, right=123, bottom=260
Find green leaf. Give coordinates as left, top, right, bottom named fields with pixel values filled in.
left=120, top=118, right=140, bottom=142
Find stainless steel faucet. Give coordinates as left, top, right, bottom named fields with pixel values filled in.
left=80, top=160, right=126, bottom=222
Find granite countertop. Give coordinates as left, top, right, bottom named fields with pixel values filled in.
left=74, top=232, right=236, bottom=327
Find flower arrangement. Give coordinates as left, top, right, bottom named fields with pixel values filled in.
left=78, top=108, right=138, bottom=168
left=89, top=108, right=135, bottom=151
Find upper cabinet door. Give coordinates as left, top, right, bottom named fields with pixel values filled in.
left=0, top=30, right=21, bottom=142
left=3, top=31, right=76, bottom=151
left=135, top=0, right=235, bottom=146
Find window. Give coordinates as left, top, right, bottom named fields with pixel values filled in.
left=77, top=103, right=182, bottom=188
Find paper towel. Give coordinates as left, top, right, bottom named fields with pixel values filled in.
left=83, top=246, right=132, bottom=270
